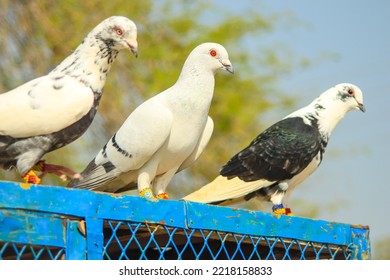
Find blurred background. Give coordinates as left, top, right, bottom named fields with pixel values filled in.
left=0, top=0, right=388, bottom=259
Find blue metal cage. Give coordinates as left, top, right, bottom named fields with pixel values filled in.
left=0, top=181, right=370, bottom=260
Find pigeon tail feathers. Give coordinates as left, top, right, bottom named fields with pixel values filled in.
left=67, top=160, right=120, bottom=190
left=182, top=175, right=272, bottom=204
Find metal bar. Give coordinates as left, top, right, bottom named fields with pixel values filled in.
left=85, top=217, right=103, bottom=260
left=65, top=219, right=86, bottom=260
left=0, top=181, right=371, bottom=260
left=0, top=209, right=65, bottom=248
left=94, top=193, right=187, bottom=228
left=0, top=181, right=99, bottom=218
left=0, top=181, right=187, bottom=228
left=185, top=201, right=351, bottom=245
left=349, top=225, right=371, bottom=260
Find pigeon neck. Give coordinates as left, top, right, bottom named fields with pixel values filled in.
left=170, top=61, right=216, bottom=115
left=176, top=60, right=215, bottom=89
left=298, top=97, right=351, bottom=139
left=50, top=34, right=119, bottom=93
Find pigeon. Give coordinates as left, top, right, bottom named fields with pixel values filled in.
left=0, top=16, right=138, bottom=184
left=183, top=83, right=365, bottom=215
left=67, top=42, right=234, bottom=200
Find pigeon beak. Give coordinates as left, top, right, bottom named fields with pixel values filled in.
left=224, top=63, right=234, bottom=74
left=130, top=47, right=138, bottom=58
left=221, top=59, right=234, bottom=74
left=357, top=102, right=366, bottom=112
left=126, top=39, right=138, bottom=58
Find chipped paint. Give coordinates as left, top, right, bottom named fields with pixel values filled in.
left=77, top=220, right=86, bottom=236
left=350, top=226, right=371, bottom=259
left=0, top=181, right=371, bottom=260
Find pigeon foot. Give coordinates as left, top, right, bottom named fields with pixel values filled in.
left=156, top=192, right=169, bottom=200
left=139, top=187, right=158, bottom=201
left=22, top=170, right=42, bottom=184
left=272, top=204, right=293, bottom=216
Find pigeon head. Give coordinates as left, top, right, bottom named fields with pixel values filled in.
left=188, top=42, right=234, bottom=74
left=302, top=83, right=365, bottom=138
left=332, top=83, right=365, bottom=113
left=94, top=16, right=138, bottom=57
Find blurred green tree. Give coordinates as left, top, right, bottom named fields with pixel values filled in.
left=0, top=0, right=296, bottom=199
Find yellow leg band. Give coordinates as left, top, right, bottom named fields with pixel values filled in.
left=22, top=170, right=41, bottom=185
left=139, top=187, right=155, bottom=199
left=156, top=192, right=169, bottom=200
left=273, top=208, right=293, bottom=216
left=272, top=204, right=293, bottom=216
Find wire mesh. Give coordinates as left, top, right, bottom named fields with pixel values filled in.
left=0, top=241, right=65, bottom=260
left=0, top=182, right=368, bottom=260
left=102, top=220, right=353, bottom=260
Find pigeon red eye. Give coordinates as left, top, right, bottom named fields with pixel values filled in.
left=115, top=28, right=123, bottom=36
left=209, top=49, right=217, bottom=57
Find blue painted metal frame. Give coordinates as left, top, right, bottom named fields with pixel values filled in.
left=0, top=180, right=371, bottom=259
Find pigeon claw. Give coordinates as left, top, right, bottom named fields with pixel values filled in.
left=139, top=187, right=158, bottom=202
left=156, top=192, right=169, bottom=200
left=272, top=204, right=293, bottom=216
left=22, top=170, right=42, bottom=185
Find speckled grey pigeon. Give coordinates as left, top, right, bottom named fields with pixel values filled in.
left=0, top=16, right=138, bottom=184
left=67, top=43, right=233, bottom=200
left=183, top=83, right=365, bottom=215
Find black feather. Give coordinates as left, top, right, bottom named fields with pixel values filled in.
left=220, top=117, right=326, bottom=182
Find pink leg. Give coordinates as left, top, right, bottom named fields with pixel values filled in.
left=33, top=160, right=80, bottom=181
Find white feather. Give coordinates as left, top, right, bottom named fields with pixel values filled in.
left=0, top=76, right=93, bottom=137
left=179, top=116, right=214, bottom=172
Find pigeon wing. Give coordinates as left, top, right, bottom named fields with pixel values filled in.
left=220, top=117, right=323, bottom=182
left=68, top=100, right=174, bottom=190
left=0, top=75, right=94, bottom=138
left=178, top=116, right=214, bottom=172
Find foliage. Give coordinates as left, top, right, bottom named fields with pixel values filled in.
left=0, top=0, right=296, bottom=195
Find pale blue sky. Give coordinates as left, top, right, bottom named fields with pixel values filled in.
left=217, top=0, right=389, bottom=252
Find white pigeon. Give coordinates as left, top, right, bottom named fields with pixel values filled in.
left=67, top=42, right=234, bottom=200
left=183, top=83, right=365, bottom=215
left=0, top=16, right=138, bottom=184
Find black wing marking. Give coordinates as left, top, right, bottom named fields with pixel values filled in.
left=67, top=159, right=117, bottom=189
left=220, top=117, right=325, bottom=182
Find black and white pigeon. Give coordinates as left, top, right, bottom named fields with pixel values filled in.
left=0, top=16, right=138, bottom=184
left=183, top=83, right=365, bottom=215
left=67, top=42, right=234, bottom=200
